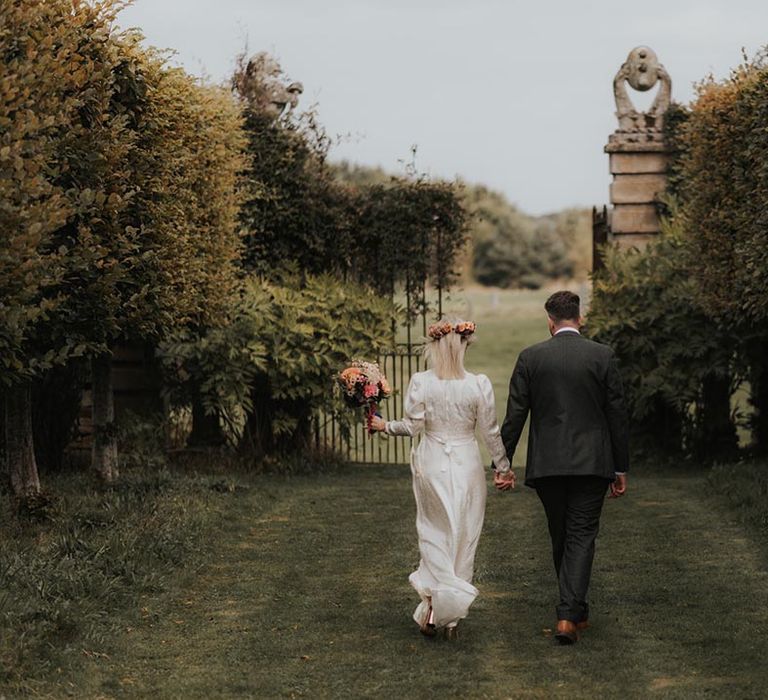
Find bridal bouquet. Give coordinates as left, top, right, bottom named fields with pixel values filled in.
left=337, top=360, right=392, bottom=435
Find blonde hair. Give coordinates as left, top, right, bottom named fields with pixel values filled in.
left=425, top=320, right=474, bottom=380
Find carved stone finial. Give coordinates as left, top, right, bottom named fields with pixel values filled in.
left=613, top=46, right=671, bottom=140
left=235, top=52, right=304, bottom=119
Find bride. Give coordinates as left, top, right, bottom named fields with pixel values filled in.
left=371, top=320, right=515, bottom=640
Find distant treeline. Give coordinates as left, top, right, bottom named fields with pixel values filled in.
left=334, top=162, right=592, bottom=288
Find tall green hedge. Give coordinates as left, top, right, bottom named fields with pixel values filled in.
left=678, top=60, right=768, bottom=322
left=673, top=53, right=768, bottom=451
left=1, top=0, right=247, bottom=493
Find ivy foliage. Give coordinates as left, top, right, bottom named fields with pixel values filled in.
left=233, top=53, right=354, bottom=277
left=234, top=59, right=469, bottom=321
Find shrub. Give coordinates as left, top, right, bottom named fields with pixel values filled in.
left=159, top=274, right=395, bottom=457
left=588, top=212, right=738, bottom=459
left=354, top=177, right=468, bottom=318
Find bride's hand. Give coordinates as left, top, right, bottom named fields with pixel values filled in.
left=370, top=415, right=386, bottom=432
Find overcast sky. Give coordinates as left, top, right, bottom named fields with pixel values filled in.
left=118, top=0, right=768, bottom=215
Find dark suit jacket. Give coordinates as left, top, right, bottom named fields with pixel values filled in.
left=500, top=331, right=629, bottom=486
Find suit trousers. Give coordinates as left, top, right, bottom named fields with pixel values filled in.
left=534, top=475, right=610, bottom=623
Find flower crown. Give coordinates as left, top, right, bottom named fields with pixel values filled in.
left=427, top=320, right=477, bottom=341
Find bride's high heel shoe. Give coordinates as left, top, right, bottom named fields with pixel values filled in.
left=419, top=604, right=437, bottom=637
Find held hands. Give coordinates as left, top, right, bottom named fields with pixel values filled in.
left=494, top=469, right=516, bottom=491
left=609, top=473, right=627, bottom=498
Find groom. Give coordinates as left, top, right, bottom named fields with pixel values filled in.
left=495, top=290, right=629, bottom=645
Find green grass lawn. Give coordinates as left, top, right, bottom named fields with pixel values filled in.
left=20, top=462, right=767, bottom=699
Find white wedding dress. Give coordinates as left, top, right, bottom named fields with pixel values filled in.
left=385, top=369, right=510, bottom=629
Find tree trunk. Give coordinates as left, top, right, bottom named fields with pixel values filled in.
left=239, top=376, right=313, bottom=460
left=5, top=383, right=41, bottom=498
left=187, top=395, right=225, bottom=448
left=92, top=353, right=119, bottom=482
left=290, top=400, right=313, bottom=453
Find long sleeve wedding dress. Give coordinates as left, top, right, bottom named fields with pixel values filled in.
left=385, top=369, right=510, bottom=629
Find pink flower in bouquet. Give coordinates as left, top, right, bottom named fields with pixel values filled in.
left=364, top=383, right=378, bottom=399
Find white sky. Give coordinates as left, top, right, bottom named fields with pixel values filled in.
left=118, top=0, right=768, bottom=215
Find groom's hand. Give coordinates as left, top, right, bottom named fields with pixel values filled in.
left=609, top=473, right=627, bottom=498
left=494, top=470, right=516, bottom=491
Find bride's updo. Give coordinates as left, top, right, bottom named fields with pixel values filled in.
left=425, top=320, right=476, bottom=380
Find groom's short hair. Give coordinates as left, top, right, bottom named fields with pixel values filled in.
left=545, top=291, right=580, bottom=322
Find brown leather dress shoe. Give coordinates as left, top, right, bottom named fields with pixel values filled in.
left=554, top=620, right=579, bottom=645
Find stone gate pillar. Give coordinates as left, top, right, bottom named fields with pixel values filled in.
left=595, top=46, right=672, bottom=261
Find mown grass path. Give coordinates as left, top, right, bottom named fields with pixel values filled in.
left=70, top=465, right=768, bottom=699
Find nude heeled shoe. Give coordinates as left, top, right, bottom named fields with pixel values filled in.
left=419, top=604, right=437, bottom=637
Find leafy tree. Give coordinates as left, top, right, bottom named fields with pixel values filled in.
left=332, top=161, right=391, bottom=188
left=467, top=186, right=573, bottom=289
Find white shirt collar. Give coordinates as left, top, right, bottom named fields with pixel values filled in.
left=554, top=327, right=580, bottom=335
